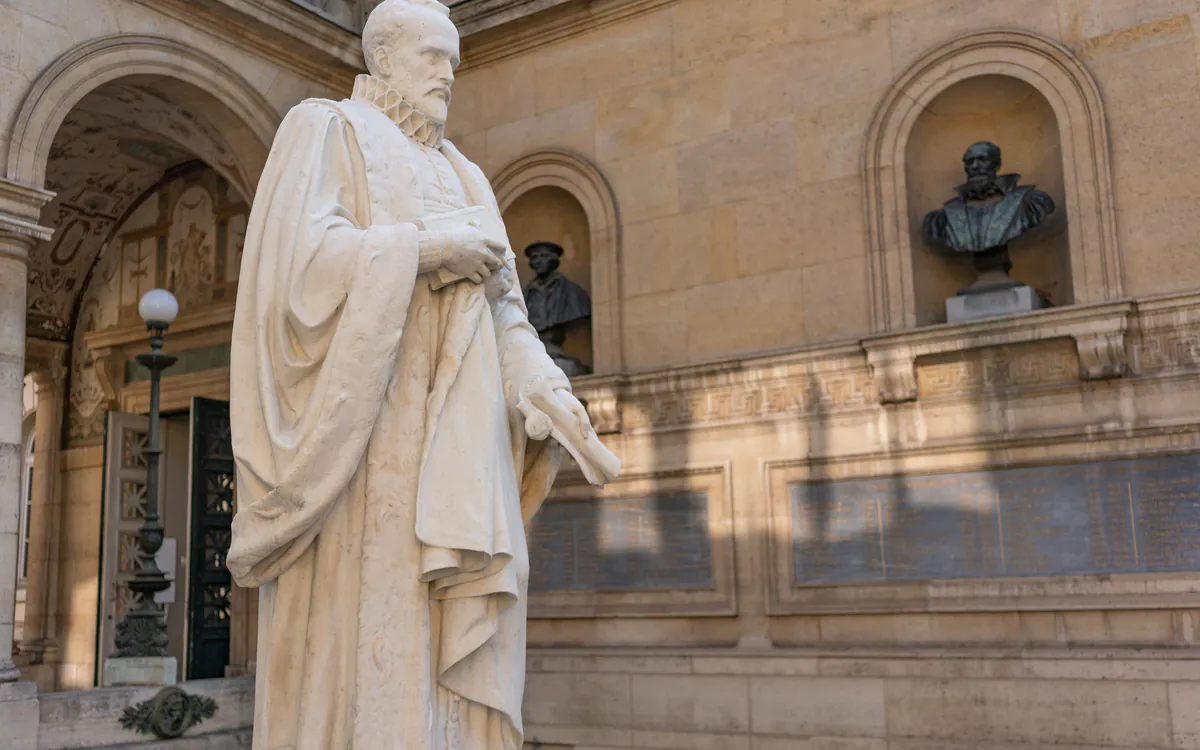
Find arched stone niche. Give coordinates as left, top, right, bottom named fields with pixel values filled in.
left=864, top=31, right=1120, bottom=332
left=906, top=75, right=1070, bottom=326
left=504, top=185, right=595, bottom=372
left=493, top=151, right=622, bottom=374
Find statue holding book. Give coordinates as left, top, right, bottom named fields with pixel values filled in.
left=225, top=2, right=620, bottom=748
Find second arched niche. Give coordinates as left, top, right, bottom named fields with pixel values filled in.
left=503, top=184, right=595, bottom=375
left=906, top=74, right=1071, bottom=326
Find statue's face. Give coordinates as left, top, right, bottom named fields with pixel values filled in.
left=527, top=246, right=560, bottom=277
left=963, top=144, right=1000, bottom=183
left=371, top=6, right=460, bottom=124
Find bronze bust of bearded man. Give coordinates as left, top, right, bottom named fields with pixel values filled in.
left=923, top=141, right=1056, bottom=294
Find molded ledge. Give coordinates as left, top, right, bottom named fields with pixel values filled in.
left=861, top=301, right=1134, bottom=405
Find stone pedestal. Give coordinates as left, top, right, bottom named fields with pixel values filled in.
left=946, top=284, right=1045, bottom=323
left=0, top=681, right=39, bottom=750
left=103, top=656, right=178, bottom=687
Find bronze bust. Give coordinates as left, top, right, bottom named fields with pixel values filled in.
left=522, top=241, right=591, bottom=376
left=923, top=141, right=1055, bottom=293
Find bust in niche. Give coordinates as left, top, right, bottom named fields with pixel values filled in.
left=522, top=241, right=591, bottom=377
left=922, top=141, right=1056, bottom=321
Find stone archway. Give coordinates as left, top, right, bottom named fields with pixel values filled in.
left=7, top=34, right=279, bottom=344
left=493, top=150, right=623, bottom=374
left=862, top=30, right=1120, bottom=333
left=7, top=34, right=279, bottom=198
left=3, top=33, right=280, bottom=691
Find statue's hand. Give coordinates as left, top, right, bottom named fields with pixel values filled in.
left=419, top=226, right=505, bottom=283
left=517, top=375, right=590, bottom=443
left=484, top=264, right=516, bottom=302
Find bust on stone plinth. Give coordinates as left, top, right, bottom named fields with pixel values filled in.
left=522, top=241, right=591, bottom=377
left=923, top=141, right=1056, bottom=322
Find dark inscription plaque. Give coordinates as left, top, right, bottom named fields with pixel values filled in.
left=529, top=492, right=713, bottom=592
left=791, top=453, right=1200, bottom=585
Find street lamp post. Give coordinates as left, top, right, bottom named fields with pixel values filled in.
left=111, top=289, right=179, bottom=660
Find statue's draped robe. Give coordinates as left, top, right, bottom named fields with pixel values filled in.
left=922, top=174, right=1056, bottom=253
left=227, top=76, right=567, bottom=750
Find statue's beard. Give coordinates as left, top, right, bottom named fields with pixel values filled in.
left=379, top=76, right=449, bottom=125
left=412, top=98, right=448, bottom=126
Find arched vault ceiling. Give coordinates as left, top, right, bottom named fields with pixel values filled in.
left=27, top=79, right=244, bottom=342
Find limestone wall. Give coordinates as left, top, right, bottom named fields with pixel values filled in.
left=523, top=647, right=1200, bottom=749
left=447, top=0, right=1200, bottom=369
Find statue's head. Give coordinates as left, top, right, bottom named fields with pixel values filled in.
left=362, top=0, right=459, bottom=125
left=962, top=141, right=1001, bottom=184
left=525, top=242, right=563, bottom=278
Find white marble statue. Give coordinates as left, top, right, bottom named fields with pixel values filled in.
left=225, top=1, right=619, bottom=747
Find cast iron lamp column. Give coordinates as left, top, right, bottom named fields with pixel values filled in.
left=111, top=289, right=179, bottom=658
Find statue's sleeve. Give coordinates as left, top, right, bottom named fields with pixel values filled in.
left=439, top=147, right=569, bottom=401
left=440, top=141, right=580, bottom=517
left=493, top=261, right=574, bottom=521
left=227, top=101, right=421, bottom=588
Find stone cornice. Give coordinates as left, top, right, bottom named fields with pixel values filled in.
left=130, top=0, right=364, bottom=90
left=571, top=295, right=1200, bottom=436
left=133, top=0, right=676, bottom=81
left=83, top=301, right=236, bottom=352
left=862, top=300, right=1134, bottom=403
left=24, top=339, right=68, bottom=377
left=450, top=0, right=570, bottom=36
left=458, top=0, right=675, bottom=70
left=0, top=178, right=55, bottom=248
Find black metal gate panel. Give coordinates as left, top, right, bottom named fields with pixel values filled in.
left=187, top=397, right=234, bottom=679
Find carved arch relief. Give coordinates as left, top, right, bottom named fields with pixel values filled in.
left=6, top=34, right=280, bottom=199
left=863, top=30, right=1120, bottom=333
left=492, top=150, right=623, bottom=374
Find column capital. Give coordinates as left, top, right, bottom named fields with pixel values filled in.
left=26, top=339, right=68, bottom=385
left=0, top=178, right=55, bottom=259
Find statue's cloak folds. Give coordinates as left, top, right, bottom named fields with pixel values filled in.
left=226, top=98, right=565, bottom=750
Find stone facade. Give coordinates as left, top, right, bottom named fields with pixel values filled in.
left=3, top=0, right=1200, bottom=748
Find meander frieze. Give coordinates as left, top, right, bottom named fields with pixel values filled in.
left=576, top=348, right=877, bottom=434
left=917, top=340, right=1079, bottom=400
left=1130, top=294, right=1200, bottom=375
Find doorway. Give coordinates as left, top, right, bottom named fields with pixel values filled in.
left=98, top=398, right=234, bottom=682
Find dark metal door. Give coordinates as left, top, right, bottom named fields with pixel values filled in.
left=187, top=397, right=234, bottom=679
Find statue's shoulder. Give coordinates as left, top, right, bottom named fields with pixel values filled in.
left=441, top=139, right=482, bottom=172
left=291, top=97, right=346, bottom=115
left=278, top=98, right=353, bottom=130
left=289, top=97, right=389, bottom=124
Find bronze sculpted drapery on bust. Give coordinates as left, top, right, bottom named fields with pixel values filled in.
left=923, top=141, right=1056, bottom=294
left=523, top=241, right=592, bottom=376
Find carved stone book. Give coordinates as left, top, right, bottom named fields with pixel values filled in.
left=415, top=205, right=507, bottom=289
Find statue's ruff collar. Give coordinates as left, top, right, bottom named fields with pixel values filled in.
left=351, top=74, right=445, bottom=149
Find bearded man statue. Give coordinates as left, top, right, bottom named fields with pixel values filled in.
left=226, top=2, right=618, bottom=748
